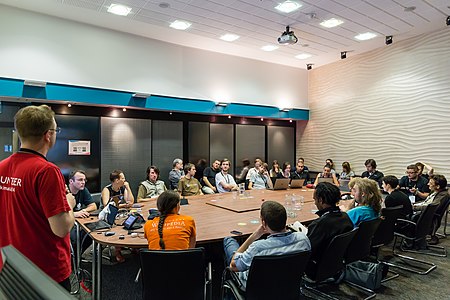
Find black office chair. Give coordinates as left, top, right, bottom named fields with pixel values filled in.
left=343, top=218, right=381, bottom=300
left=302, top=228, right=358, bottom=300
left=391, top=203, right=439, bottom=274
left=370, top=205, right=404, bottom=282
left=431, top=195, right=450, bottom=242
left=139, top=247, right=211, bottom=300
left=221, top=250, right=311, bottom=300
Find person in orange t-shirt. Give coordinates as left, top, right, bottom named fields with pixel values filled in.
left=144, top=190, right=196, bottom=250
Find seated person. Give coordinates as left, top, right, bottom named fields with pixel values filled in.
left=235, top=158, right=250, bottom=184
left=282, top=162, right=291, bottom=178
left=101, top=169, right=135, bottom=262
left=325, top=158, right=337, bottom=175
left=297, top=157, right=309, bottom=171
left=245, top=159, right=262, bottom=182
left=412, top=174, right=448, bottom=215
left=416, top=161, right=434, bottom=180
left=341, top=178, right=381, bottom=227
left=361, top=159, right=384, bottom=187
left=223, top=201, right=311, bottom=290
left=144, top=191, right=196, bottom=250
left=202, top=159, right=221, bottom=194
left=400, top=175, right=448, bottom=248
left=290, top=161, right=309, bottom=183
left=137, top=166, right=167, bottom=202
left=399, top=164, right=430, bottom=203
left=306, top=182, right=353, bottom=278
left=381, top=175, right=413, bottom=217
left=313, top=164, right=339, bottom=187
left=101, top=169, right=134, bottom=209
left=178, top=163, right=203, bottom=196
left=215, top=159, right=238, bottom=193
left=339, top=161, right=355, bottom=180
left=195, top=158, right=207, bottom=182
left=248, top=163, right=273, bottom=190
left=168, top=158, right=185, bottom=190
left=269, top=160, right=283, bottom=178
left=68, top=170, right=97, bottom=257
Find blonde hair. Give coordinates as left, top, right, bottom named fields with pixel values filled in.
left=348, top=177, right=382, bottom=214
left=14, top=105, right=55, bottom=142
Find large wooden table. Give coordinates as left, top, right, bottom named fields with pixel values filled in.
left=76, top=188, right=318, bottom=299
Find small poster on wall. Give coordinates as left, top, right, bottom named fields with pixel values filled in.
left=68, top=140, right=91, bottom=155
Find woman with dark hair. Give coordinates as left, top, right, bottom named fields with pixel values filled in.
left=339, top=161, right=355, bottom=180
left=282, top=162, right=291, bottom=178
left=269, top=160, right=283, bottom=178
left=325, top=158, right=336, bottom=175
left=313, top=164, right=339, bottom=187
left=144, top=190, right=196, bottom=250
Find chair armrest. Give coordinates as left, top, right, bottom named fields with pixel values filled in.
left=397, top=218, right=416, bottom=226
left=223, top=266, right=244, bottom=290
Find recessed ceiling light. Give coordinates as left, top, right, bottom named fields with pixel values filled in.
left=275, top=1, right=302, bottom=13
left=261, top=45, right=279, bottom=51
left=107, top=4, right=132, bottom=16
left=355, top=32, right=377, bottom=41
left=170, top=20, right=192, bottom=30
left=220, top=34, right=240, bottom=42
left=320, top=18, right=344, bottom=28
left=295, top=53, right=312, bottom=59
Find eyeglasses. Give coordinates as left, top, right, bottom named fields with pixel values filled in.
left=48, top=127, right=61, bottom=134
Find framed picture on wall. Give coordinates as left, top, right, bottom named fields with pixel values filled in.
left=68, top=140, right=91, bottom=155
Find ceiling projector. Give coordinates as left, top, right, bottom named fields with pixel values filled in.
left=278, top=26, right=298, bottom=45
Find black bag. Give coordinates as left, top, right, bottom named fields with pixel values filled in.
left=344, top=261, right=386, bottom=290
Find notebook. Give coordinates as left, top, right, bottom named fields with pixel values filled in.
left=290, top=179, right=305, bottom=188
left=269, top=178, right=290, bottom=190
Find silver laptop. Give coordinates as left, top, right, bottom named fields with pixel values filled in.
left=290, top=179, right=305, bottom=188
left=270, top=178, right=290, bottom=190
left=318, top=177, right=334, bottom=184
left=339, top=179, right=350, bottom=192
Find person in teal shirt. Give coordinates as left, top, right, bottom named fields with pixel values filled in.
left=343, top=177, right=381, bottom=227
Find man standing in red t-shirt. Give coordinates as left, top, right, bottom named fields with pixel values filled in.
left=0, top=105, right=75, bottom=291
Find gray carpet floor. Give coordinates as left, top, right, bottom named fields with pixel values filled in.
left=72, top=223, right=450, bottom=299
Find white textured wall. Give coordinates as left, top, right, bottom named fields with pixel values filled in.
left=0, top=4, right=307, bottom=109
left=298, top=28, right=450, bottom=178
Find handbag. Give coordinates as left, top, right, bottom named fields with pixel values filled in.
left=344, top=260, right=386, bottom=290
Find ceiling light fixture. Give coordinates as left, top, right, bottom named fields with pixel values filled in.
left=220, top=34, right=240, bottom=42
left=355, top=32, right=377, bottom=41
left=278, top=26, right=298, bottom=45
left=216, top=102, right=229, bottom=107
left=275, top=1, right=302, bottom=13
left=280, top=108, right=292, bottom=112
left=295, top=53, right=311, bottom=60
left=306, top=64, right=313, bottom=70
left=67, top=103, right=72, bottom=108
left=261, top=45, right=279, bottom=51
left=24, top=80, right=47, bottom=87
left=170, top=20, right=191, bottom=30
left=132, top=93, right=151, bottom=99
left=385, top=35, right=393, bottom=45
left=260, top=118, right=264, bottom=121
left=107, top=4, right=132, bottom=16
left=341, top=51, right=347, bottom=59
left=320, top=18, right=344, bottom=28
left=122, top=108, right=127, bottom=112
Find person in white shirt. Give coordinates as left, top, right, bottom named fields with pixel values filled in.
left=215, top=158, right=238, bottom=193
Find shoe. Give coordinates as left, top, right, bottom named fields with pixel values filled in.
left=428, top=236, right=439, bottom=245
left=414, top=238, right=428, bottom=250
left=115, top=248, right=125, bottom=263
left=401, top=240, right=413, bottom=250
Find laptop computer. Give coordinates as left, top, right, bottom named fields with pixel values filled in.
left=318, top=177, right=334, bottom=184
left=85, top=204, right=119, bottom=231
left=269, top=178, right=290, bottom=190
left=290, top=179, right=305, bottom=188
left=339, top=179, right=350, bottom=192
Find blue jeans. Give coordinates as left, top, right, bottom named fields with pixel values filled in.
left=223, top=236, right=240, bottom=266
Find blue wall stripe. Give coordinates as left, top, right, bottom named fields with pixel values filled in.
left=0, top=77, right=309, bottom=120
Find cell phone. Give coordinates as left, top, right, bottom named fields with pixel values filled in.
left=230, top=230, right=243, bottom=235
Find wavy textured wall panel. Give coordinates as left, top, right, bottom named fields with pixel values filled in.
left=298, top=28, right=450, bottom=179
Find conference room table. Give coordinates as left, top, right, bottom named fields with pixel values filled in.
left=76, top=188, right=319, bottom=300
